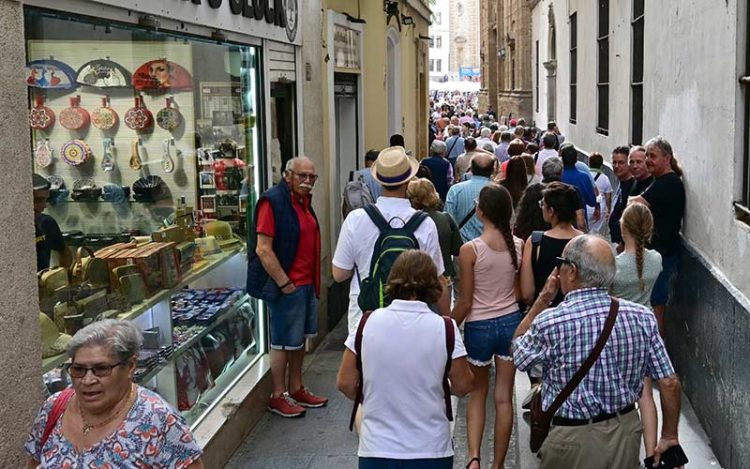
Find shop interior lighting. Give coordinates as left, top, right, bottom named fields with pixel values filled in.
left=401, top=14, right=414, bottom=26
left=138, top=15, right=161, bottom=29
left=384, top=0, right=400, bottom=29
left=212, top=29, right=227, bottom=43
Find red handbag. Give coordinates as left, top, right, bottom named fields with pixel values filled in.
left=29, top=95, right=55, bottom=131
left=124, top=96, right=153, bottom=131
left=59, top=95, right=90, bottom=131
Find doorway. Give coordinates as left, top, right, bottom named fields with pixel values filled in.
left=270, top=81, right=297, bottom=184
left=332, top=73, right=359, bottom=244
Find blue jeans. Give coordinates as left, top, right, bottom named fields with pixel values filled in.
left=267, top=284, right=317, bottom=350
left=650, top=254, right=678, bottom=306
left=359, top=457, right=453, bottom=469
left=464, top=311, right=523, bottom=366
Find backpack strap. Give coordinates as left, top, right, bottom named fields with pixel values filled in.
left=442, top=316, right=455, bottom=422
left=41, top=388, right=74, bottom=450
left=594, top=172, right=602, bottom=182
left=403, top=210, right=428, bottom=234
left=458, top=207, right=477, bottom=229
left=530, top=230, right=544, bottom=270
left=349, top=311, right=373, bottom=431
left=363, top=204, right=390, bottom=233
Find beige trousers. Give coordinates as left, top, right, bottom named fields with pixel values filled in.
left=539, top=409, right=642, bottom=469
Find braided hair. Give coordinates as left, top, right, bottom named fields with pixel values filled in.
left=621, top=203, right=654, bottom=291
left=477, top=184, right=519, bottom=270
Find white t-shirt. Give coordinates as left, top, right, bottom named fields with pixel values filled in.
left=333, top=197, right=445, bottom=333
left=587, top=171, right=613, bottom=234
left=344, top=300, right=467, bottom=459
left=534, top=148, right=559, bottom=174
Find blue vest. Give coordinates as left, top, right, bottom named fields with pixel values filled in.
left=246, top=179, right=317, bottom=301
left=421, top=156, right=451, bottom=201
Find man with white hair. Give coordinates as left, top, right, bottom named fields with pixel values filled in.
left=247, top=156, right=327, bottom=418
left=476, top=127, right=496, bottom=151
left=513, top=235, right=683, bottom=468
left=421, top=140, right=454, bottom=201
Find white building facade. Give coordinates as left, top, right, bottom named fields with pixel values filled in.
left=531, top=1, right=750, bottom=467
left=429, top=0, right=451, bottom=82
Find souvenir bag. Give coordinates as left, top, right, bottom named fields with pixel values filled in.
left=100, top=138, right=115, bottom=172
left=156, top=97, right=182, bottom=131
left=61, top=139, right=92, bottom=166
left=38, top=267, right=69, bottom=298
left=70, top=246, right=110, bottom=288
left=29, top=95, right=55, bottom=131
left=124, top=96, right=153, bottom=131
left=129, top=139, right=143, bottom=170
left=34, top=139, right=54, bottom=168
left=91, top=97, right=119, bottom=130
left=59, top=96, right=90, bottom=131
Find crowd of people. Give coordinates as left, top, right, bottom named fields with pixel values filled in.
left=25, top=110, right=686, bottom=468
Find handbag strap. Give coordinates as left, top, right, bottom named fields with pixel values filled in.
left=544, top=298, right=620, bottom=419
left=458, top=207, right=476, bottom=229
left=349, top=311, right=373, bottom=431
left=442, top=316, right=455, bottom=422
left=41, top=388, right=75, bottom=449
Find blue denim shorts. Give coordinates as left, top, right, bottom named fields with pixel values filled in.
left=464, top=311, right=523, bottom=366
left=359, top=456, right=453, bottom=469
left=651, top=254, right=678, bottom=306
left=267, top=284, right=317, bottom=350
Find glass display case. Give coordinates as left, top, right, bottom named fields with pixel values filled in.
left=28, top=8, right=267, bottom=428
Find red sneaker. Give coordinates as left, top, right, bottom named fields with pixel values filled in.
left=268, top=392, right=306, bottom=418
left=289, top=387, right=329, bottom=408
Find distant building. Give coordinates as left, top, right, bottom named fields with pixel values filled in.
left=449, top=0, right=480, bottom=80
left=429, top=0, right=451, bottom=82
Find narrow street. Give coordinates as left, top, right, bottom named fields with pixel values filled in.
left=227, top=318, right=721, bottom=468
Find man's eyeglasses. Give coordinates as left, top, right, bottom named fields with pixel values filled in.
left=555, top=256, right=576, bottom=269
left=291, top=171, right=319, bottom=182
left=66, top=361, right=128, bottom=378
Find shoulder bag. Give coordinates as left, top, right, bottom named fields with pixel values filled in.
left=529, top=298, right=620, bottom=452
left=40, top=388, right=75, bottom=449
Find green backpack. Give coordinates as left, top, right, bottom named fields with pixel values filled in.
left=357, top=205, right=428, bottom=312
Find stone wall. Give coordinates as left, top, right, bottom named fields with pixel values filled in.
left=0, top=0, right=45, bottom=465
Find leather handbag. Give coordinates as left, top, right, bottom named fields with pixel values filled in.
left=70, top=247, right=110, bottom=288
left=529, top=299, right=620, bottom=452
left=120, top=273, right=147, bottom=306
left=38, top=267, right=69, bottom=298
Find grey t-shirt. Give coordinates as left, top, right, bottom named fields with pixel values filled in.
left=611, top=249, right=663, bottom=306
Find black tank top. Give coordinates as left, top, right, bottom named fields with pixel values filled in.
left=532, top=234, right=574, bottom=307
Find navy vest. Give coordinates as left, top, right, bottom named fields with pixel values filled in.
left=421, top=156, right=451, bottom=201
left=246, top=179, right=317, bottom=301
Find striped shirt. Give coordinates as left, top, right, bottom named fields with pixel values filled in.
left=513, top=288, right=675, bottom=419
left=445, top=176, right=492, bottom=242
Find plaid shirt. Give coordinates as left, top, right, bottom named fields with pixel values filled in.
left=513, top=288, right=675, bottom=419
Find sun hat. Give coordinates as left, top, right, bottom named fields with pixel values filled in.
left=205, top=221, right=242, bottom=249
left=370, top=146, right=419, bottom=187
left=40, top=313, right=72, bottom=358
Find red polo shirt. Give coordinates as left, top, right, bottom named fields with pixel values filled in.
left=256, top=195, right=321, bottom=296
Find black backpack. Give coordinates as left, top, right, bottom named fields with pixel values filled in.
left=357, top=205, right=428, bottom=312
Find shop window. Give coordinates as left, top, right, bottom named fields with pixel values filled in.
left=27, top=8, right=265, bottom=426
left=631, top=0, right=644, bottom=145
left=597, top=0, right=610, bottom=135
left=569, top=12, right=577, bottom=124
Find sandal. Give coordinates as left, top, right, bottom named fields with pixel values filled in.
left=465, top=457, right=481, bottom=468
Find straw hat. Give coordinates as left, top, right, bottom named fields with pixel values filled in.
left=371, top=146, right=419, bottom=187
left=40, top=313, right=72, bottom=358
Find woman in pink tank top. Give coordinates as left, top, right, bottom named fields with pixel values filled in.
left=452, top=184, right=523, bottom=469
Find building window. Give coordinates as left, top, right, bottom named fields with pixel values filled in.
left=597, top=0, right=610, bottom=135
left=511, top=55, right=516, bottom=89
left=535, top=40, right=540, bottom=112
left=429, top=36, right=434, bottom=48
left=436, top=36, right=442, bottom=48
left=740, top=2, right=750, bottom=217
left=569, top=12, right=577, bottom=124
left=436, top=59, right=442, bottom=72
left=433, top=12, right=442, bottom=25
left=429, top=59, right=435, bottom=72
left=631, top=0, right=644, bottom=144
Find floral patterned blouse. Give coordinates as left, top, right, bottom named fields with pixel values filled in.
left=25, top=386, right=202, bottom=468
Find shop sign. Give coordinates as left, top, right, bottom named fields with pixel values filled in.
left=87, top=0, right=301, bottom=44
left=333, top=25, right=360, bottom=71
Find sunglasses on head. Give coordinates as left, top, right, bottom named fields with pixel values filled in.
left=555, top=256, right=576, bottom=269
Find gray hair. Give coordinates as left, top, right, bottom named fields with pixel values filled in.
left=644, top=136, right=673, bottom=157
left=430, top=140, right=447, bottom=156
left=480, top=127, right=492, bottom=138
left=498, top=125, right=508, bottom=132
left=564, top=235, right=616, bottom=288
left=482, top=142, right=495, bottom=153
left=629, top=145, right=646, bottom=157
left=542, top=156, right=563, bottom=181
left=67, top=319, right=142, bottom=361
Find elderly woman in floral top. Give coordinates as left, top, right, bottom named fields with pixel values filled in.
left=26, top=319, right=203, bottom=468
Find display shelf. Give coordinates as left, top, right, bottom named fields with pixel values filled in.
left=42, top=246, right=245, bottom=375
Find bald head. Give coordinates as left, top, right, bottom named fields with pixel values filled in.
left=470, top=152, right=495, bottom=178
left=563, top=235, right=616, bottom=289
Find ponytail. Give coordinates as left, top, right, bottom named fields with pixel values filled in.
left=670, top=156, right=683, bottom=178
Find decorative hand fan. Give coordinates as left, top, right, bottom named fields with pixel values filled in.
left=132, top=59, right=192, bottom=91
left=76, top=59, right=132, bottom=89
left=26, top=59, right=77, bottom=90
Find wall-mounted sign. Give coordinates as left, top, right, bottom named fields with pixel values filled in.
left=333, top=25, right=360, bottom=71
left=87, top=0, right=301, bottom=44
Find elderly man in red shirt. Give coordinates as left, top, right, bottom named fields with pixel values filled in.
left=247, top=156, right=326, bottom=418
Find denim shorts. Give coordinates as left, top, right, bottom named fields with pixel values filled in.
left=651, top=254, right=678, bottom=306
left=359, top=456, right=453, bottom=469
left=267, top=284, right=317, bottom=350
left=464, top=311, right=523, bottom=366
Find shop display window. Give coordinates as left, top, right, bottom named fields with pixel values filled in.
left=28, top=8, right=266, bottom=428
